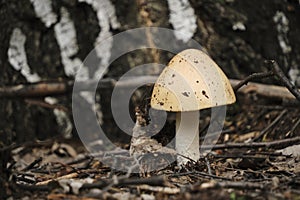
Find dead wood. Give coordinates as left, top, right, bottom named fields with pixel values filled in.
left=229, top=79, right=297, bottom=100
left=201, top=136, right=300, bottom=150
left=195, top=181, right=267, bottom=190
left=0, top=76, right=299, bottom=102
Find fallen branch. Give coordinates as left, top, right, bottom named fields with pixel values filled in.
left=81, top=175, right=166, bottom=190
left=196, top=180, right=267, bottom=190
left=201, top=136, right=300, bottom=150
left=232, top=60, right=300, bottom=102
left=233, top=71, right=274, bottom=92
left=16, top=175, right=167, bottom=192
left=0, top=77, right=299, bottom=102
left=21, top=157, right=43, bottom=172
left=36, top=172, right=79, bottom=185
left=169, top=171, right=232, bottom=181
left=229, top=79, right=297, bottom=100
left=0, top=81, right=73, bottom=97
left=137, top=185, right=180, bottom=194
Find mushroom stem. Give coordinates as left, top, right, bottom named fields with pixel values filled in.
left=175, top=111, right=200, bottom=165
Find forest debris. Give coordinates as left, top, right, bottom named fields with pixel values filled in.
left=195, top=180, right=267, bottom=190
left=140, top=194, right=155, bottom=200
left=199, top=180, right=217, bottom=189
left=138, top=184, right=180, bottom=194
left=233, top=60, right=300, bottom=102
left=21, top=157, right=43, bottom=172
left=111, top=192, right=134, bottom=200
left=51, top=142, right=78, bottom=158
left=237, top=156, right=269, bottom=170
left=201, top=136, right=300, bottom=150
left=57, top=177, right=94, bottom=194
left=232, top=71, right=274, bottom=92
left=36, top=172, right=79, bottom=185
left=11, top=130, right=300, bottom=199
left=230, top=79, right=297, bottom=100
left=47, top=193, right=96, bottom=200
left=233, top=131, right=258, bottom=142
left=287, top=118, right=300, bottom=137
left=277, top=144, right=300, bottom=157
left=79, top=176, right=168, bottom=192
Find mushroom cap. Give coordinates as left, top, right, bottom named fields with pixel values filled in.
left=151, top=49, right=236, bottom=112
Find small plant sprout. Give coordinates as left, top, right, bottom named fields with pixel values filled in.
left=151, top=49, right=236, bottom=165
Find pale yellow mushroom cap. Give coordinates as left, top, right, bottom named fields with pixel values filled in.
left=151, top=49, right=236, bottom=112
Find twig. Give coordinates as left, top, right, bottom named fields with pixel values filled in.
left=233, top=60, right=300, bottom=102
left=36, top=172, right=79, bottom=185
left=13, top=173, right=36, bottom=184
left=15, top=182, right=49, bottom=191
left=65, top=155, right=93, bottom=166
left=268, top=60, right=300, bottom=102
left=168, top=171, right=231, bottom=181
left=196, top=180, right=267, bottom=190
left=177, top=154, right=197, bottom=165
left=193, top=171, right=231, bottom=181
left=287, top=118, right=300, bottom=137
left=205, top=157, right=212, bottom=176
left=251, top=109, right=287, bottom=142
left=200, top=136, right=300, bottom=150
left=21, top=157, right=43, bottom=171
left=137, top=185, right=180, bottom=194
left=0, top=81, right=73, bottom=98
left=212, top=151, right=284, bottom=158
left=233, top=71, right=274, bottom=92
left=81, top=176, right=166, bottom=190
left=0, top=143, right=16, bottom=153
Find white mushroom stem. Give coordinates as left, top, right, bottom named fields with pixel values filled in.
left=175, top=111, right=200, bottom=165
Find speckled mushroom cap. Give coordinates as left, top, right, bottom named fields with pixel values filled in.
left=151, top=49, right=236, bottom=112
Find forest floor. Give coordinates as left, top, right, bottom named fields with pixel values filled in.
left=3, top=93, right=300, bottom=200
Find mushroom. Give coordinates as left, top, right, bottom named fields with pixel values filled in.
left=151, top=49, right=236, bottom=165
